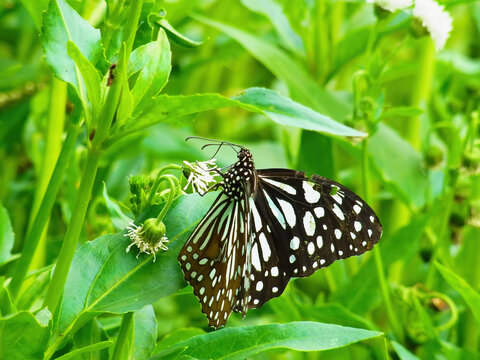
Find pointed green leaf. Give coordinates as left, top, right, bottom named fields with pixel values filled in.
left=154, top=17, right=203, bottom=48
left=436, top=262, right=480, bottom=324
left=160, top=322, right=382, bottom=359
left=233, top=88, right=364, bottom=137
left=391, top=341, right=420, bottom=360
left=114, top=88, right=364, bottom=144
left=240, top=0, right=304, bottom=55
left=129, top=29, right=172, bottom=116
left=41, top=0, right=103, bottom=90
left=0, top=204, right=14, bottom=265
left=54, top=341, right=114, bottom=360
left=67, top=41, right=102, bottom=122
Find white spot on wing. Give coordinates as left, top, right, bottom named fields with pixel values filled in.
left=353, top=204, right=361, bottom=214
left=259, top=233, right=271, bottom=261
left=314, top=206, right=325, bottom=218
left=303, top=181, right=320, bottom=203
left=332, top=204, right=345, bottom=220
left=303, top=211, right=316, bottom=236
left=251, top=243, right=261, bottom=271
left=316, top=236, right=323, bottom=248
left=307, top=242, right=315, bottom=255
left=335, top=229, right=342, bottom=239
left=354, top=221, right=362, bottom=232
left=290, top=236, right=300, bottom=250
left=278, top=199, right=296, bottom=227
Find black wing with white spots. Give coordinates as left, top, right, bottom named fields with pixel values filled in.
left=178, top=146, right=382, bottom=329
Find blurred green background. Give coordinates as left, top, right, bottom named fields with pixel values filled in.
left=2, top=0, right=480, bottom=358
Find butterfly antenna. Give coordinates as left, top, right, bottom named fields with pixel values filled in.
left=186, top=137, right=243, bottom=156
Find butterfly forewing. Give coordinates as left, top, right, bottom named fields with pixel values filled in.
left=178, top=147, right=382, bottom=329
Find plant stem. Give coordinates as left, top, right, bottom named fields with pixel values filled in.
left=111, top=312, right=134, bottom=360
left=43, top=149, right=102, bottom=313
left=361, top=140, right=404, bottom=342
left=155, top=175, right=178, bottom=226
left=9, top=120, right=81, bottom=301
left=29, top=78, right=67, bottom=271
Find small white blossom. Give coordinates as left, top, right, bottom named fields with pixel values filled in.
left=413, top=0, right=452, bottom=50
left=125, top=222, right=168, bottom=262
left=183, top=159, right=220, bottom=195
left=368, top=0, right=412, bottom=12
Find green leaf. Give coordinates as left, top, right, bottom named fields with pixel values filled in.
left=132, top=306, right=157, bottom=360
left=66, top=41, right=102, bottom=126
left=192, top=14, right=351, bottom=120
left=103, top=182, right=133, bottom=231
left=162, top=322, right=382, bottom=359
left=41, top=0, right=103, bottom=91
left=154, top=328, right=205, bottom=354
left=152, top=16, right=203, bottom=48
left=129, top=29, right=172, bottom=116
left=73, top=318, right=108, bottom=360
left=55, top=341, right=114, bottom=360
left=0, top=204, right=14, bottom=265
left=436, top=262, right=480, bottom=324
left=50, top=192, right=217, bottom=349
left=0, top=311, right=50, bottom=360
left=113, top=88, right=364, bottom=143
left=0, top=277, right=15, bottom=315
left=391, top=341, right=420, bottom=360
left=240, top=0, right=304, bottom=55
left=116, top=51, right=134, bottom=128
left=233, top=88, right=365, bottom=137
left=369, top=123, right=428, bottom=208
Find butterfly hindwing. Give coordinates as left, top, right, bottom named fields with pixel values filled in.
left=178, top=192, right=249, bottom=328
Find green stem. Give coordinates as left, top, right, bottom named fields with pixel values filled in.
left=111, top=312, right=134, bottom=360
left=9, top=120, right=81, bottom=301
left=149, top=166, right=182, bottom=203
left=29, top=79, right=67, bottom=271
left=43, top=149, right=102, bottom=313
left=155, top=175, right=178, bottom=226
left=362, top=140, right=404, bottom=342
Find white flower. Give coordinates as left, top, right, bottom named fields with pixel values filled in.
left=413, top=0, right=452, bottom=50
left=368, top=0, right=412, bottom=12
left=183, top=159, right=220, bottom=195
left=125, top=222, right=169, bottom=262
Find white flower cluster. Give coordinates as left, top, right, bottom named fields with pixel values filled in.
left=369, top=0, right=452, bottom=50
left=183, top=159, right=220, bottom=195
left=412, top=0, right=452, bottom=50
left=125, top=223, right=169, bottom=262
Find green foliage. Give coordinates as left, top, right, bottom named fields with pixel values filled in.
left=1, top=0, right=479, bottom=359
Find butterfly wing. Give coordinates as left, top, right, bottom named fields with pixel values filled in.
left=241, top=168, right=382, bottom=309
left=178, top=191, right=250, bottom=328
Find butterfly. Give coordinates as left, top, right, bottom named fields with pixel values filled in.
left=178, top=138, right=382, bottom=328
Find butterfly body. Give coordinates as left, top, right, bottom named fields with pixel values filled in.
left=179, top=147, right=382, bottom=328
